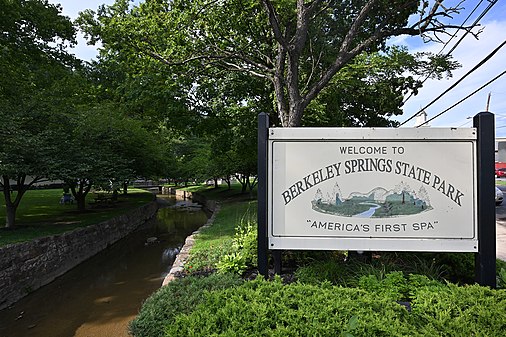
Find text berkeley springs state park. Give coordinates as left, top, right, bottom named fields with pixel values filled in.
left=281, top=157, right=464, bottom=207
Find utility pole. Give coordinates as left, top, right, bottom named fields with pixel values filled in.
left=486, top=92, right=491, bottom=112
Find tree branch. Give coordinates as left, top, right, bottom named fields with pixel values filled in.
left=221, top=61, right=272, bottom=79
left=261, top=0, right=288, bottom=49
left=274, top=44, right=289, bottom=126
left=304, top=0, right=474, bottom=110
left=339, top=0, right=378, bottom=54
left=143, top=49, right=228, bottom=67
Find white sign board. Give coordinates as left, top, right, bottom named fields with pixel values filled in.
left=268, top=128, right=478, bottom=252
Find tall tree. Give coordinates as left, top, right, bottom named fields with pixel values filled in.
left=0, top=0, right=75, bottom=227
left=79, top=0, right=472, bottom=127
left=302, top=46, right=459, bottom=127
left=53, top=105, right=166, bottom=211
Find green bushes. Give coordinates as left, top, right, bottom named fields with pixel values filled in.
left=162, top=276, right=506, bottom=337
left=412, top=283, right=506, bottom=335
left=217, top=215, right=257, bottom=274
left=129, top=273, right=243, bottom=337
left=294, top=252, right=478, bottom=286
left=131, top=272, right=506, bottom=337
left=164, top=277, right=413, bottom=337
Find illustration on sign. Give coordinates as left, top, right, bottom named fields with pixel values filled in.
left=311, top=182, right=432, bottom=218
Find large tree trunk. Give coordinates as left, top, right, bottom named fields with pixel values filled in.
left=236, top=173, right=249, bottom=193
left=5, top=203, right=17, bottom=228
left=68, top=179, right=92, bottom=212
left=75, top=195, right=86, bottom=211
left=1, top=174, right=35, bottom=228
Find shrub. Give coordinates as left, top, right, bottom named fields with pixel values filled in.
left=294, top=251, right=483, bottom=287
left=498, top=268, right=506, bottom=289
left=164, top=277, right=414, bottom=337
left=358, top=271, right=409, bottom=301
left=163, top=277, right=506, bottom=337
left=129, top=273, right=243, bottom=337
left=217, top=217, right=257, bottom=275
left=295, top=259, right=349, bottom=285
left=412, top=283, right=506, bottom=335
left=294, top=257, right=395, bottom=287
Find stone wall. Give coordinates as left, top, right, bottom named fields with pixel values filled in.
left=0, top=201, right=158, bottom=310
left=162, top=197, right=219, bottom=286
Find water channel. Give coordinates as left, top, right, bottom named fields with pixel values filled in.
left=353, top=203, right=381, bottom=218
left=0, top=194, right=208, bottom=337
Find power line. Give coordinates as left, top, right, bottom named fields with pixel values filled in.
left=439, top=0, right=484, bottom=55
left=402, top=0, right=495, bottom=104
left=400, top=39, right=506, bottom=127
left=416, top=69, right=506, bottom=127
left=444, top=0, right=497, bottom=56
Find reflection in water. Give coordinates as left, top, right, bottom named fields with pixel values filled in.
left=0, top=195, right=208, bottom=337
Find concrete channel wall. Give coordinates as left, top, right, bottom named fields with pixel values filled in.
left=160, top=186, right=219, bottom=285
left=0, top=201, right=158, bottom=310
left=162, top=200, right=220, bottom=286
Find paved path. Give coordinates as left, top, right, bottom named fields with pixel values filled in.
left=495, top=185, right=506, bottom=261
left=497, top=220, right=506, bottom=261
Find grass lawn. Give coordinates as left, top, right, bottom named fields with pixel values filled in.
left=186, top=199, right=256, bottom=271
left=177, top=182, right=257, bottom=202
left=0, top=188, right=153, bottom=247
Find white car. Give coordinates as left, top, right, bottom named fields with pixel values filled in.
left=496, top=187, right=503, bottom=206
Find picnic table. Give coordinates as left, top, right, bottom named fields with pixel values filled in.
left=92, top=193, right=117, bottom=206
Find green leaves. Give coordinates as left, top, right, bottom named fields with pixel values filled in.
left=301, top=46, right=460, bottom=127
left=163, top=278, right=414, bottom=337
left=0, top=0, right=78, bottom=225
left=155, top=275, right=506, bottom=337
left=77, top=0, right=467, bottom=128
left=129, top=273, right=243, bottom=337
left=217, top=216, right=258, bottom=275
left=0, top=0, right=76, bottom=179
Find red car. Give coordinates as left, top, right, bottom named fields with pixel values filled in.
left=496, top=168, right=506, bottom=178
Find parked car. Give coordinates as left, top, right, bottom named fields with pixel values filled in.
left=496, top=168, right=506, bottom=178
left=496, top=187, right=503, bottom=205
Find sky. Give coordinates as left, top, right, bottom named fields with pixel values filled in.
left=49, top=0, right=506, bottom=135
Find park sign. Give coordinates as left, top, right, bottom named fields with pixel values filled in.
left=267, top=127, right=478, bottom=252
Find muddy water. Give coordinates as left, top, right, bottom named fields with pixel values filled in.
left=0, top=196, right=208, bottom=337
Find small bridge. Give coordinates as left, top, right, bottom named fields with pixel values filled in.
left=132, top=181, right=163, bottom=191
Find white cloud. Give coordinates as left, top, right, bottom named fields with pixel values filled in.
left=51, top=0, right=111, bottom=19
left=48, top=0, right=115, bottom=61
